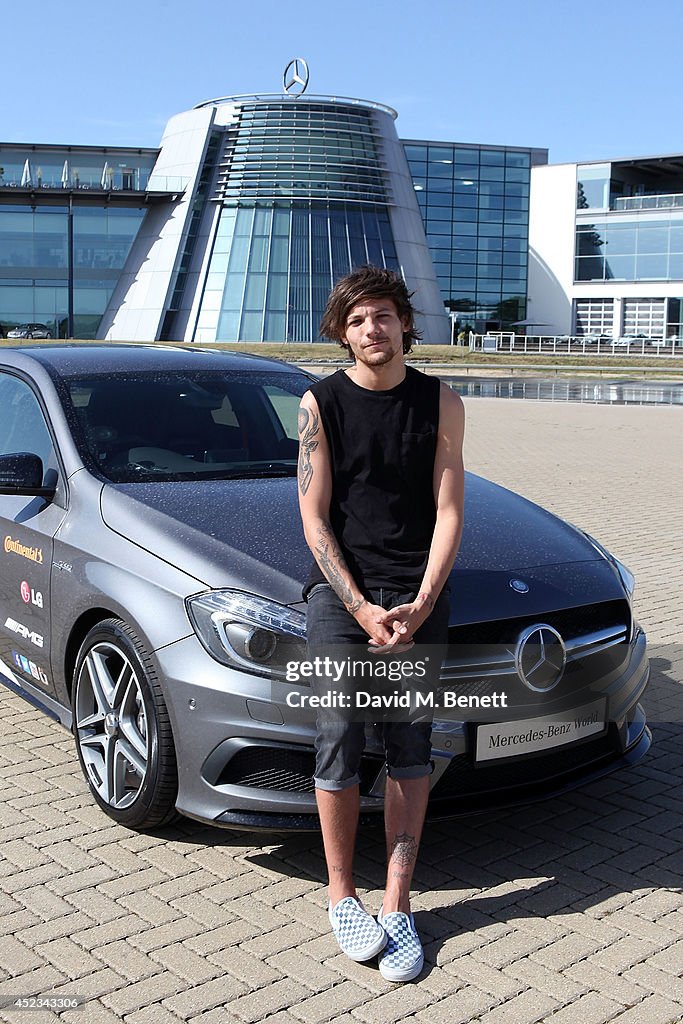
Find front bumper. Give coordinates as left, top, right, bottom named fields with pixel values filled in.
left=156, top=626, right=650, bottom=831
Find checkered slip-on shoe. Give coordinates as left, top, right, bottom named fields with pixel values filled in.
left=328, top=896, right=387, bottom=961
left=377, top=909, right=424, bottom=982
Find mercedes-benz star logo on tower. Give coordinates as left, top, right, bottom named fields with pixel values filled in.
left=283, top=57, right=309, bottom=96
left=515, top=623, right=567, bottom=692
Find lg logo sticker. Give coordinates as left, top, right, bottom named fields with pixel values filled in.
left=20, top=582, right=43, bottom=608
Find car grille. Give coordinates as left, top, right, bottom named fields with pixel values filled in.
left=441, top=599, right=630, bottom=706
left=217, top=744, right=383, bottom=795
left=431, top=726, right=620, bottom=800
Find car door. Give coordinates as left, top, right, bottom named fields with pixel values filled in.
left=0, top=371, right=66, bottom=697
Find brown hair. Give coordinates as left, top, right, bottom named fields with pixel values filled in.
left=319, top=265, right=422, bottom=355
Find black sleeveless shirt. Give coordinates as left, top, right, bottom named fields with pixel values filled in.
left=304, top=366, right=440, bottom=598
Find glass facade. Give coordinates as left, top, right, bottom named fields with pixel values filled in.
left=0, top=144, right=157, bottom=338
left=215, top=102, right=389, bottom=205
left=208, top=203, right=398, bottom=342
left=0, top=201, right=146, bottom=338
left=0, top=145, right=157, bottom=191
left=575, top=213, right=683, bottom=281
left=404, top=142, right=539, bottom=330
left=196, top=100, right=400, bottom=342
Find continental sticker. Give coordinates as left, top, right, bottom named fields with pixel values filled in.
left=4, top=536, right=43, bottom=564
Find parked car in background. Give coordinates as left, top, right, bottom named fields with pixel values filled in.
left=6, top=323, right=53, bottom=340
left=0, top=345, right=650, bottom=831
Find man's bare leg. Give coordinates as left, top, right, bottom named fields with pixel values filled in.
left=316, top=785, right=360, bottom=907
left=382, top=775, right=430, bottom=914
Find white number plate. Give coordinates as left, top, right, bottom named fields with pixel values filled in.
left=475, top=699, right=607, bottom=762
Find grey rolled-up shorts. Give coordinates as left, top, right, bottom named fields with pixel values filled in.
left=305, top=583, right=449, bottom=791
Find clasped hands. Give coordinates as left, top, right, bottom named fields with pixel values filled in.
left=354, top=598, right=430, bottom=654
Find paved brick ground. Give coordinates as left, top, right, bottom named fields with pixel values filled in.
left=0, top=397, right=681, bottom=1023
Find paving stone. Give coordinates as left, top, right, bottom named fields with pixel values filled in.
left=352, top=984, right=433, bottom=1023
left=241, top=922, right=318, bottom=959
left=184, top=920, right=263, bottom=955
left=624, top=962, right=683, bottom=1003
left=290, top=980, right=372, bottom=1023
left=602, top=995, right=683, bottom=1024
left=123, top=1006, right=185, bottom=1024
left=475, top=988, right=560, bottom=1024
left=101, top=970, right=189, bottom=1015
left=91, top=939, right=159, bottom=982
left=150, top=943, right=223, bottom=985
left=218, top=978, right=307, bottom=1022
left=413, top=985, right=498, bottom=1024
left=539, top=992, right=625, bottom=1024
left=167, top=893, right=235, bottom=929
left=501, top=958, right=587, bottom=1002
left=116, top=890, right=182, bottom=926
left=0, top=936, right=44, bottom=976
left=208, top=946, right=283, bottom=989
left=529, top=934, right=605, bottom=972
left=32, top=937, right=102, bottom=981
left=128, top=918, right=204, bottom=953
left=564, top=960, right=651, bottom=1007
left=163, top=975, right=248, bottom=1018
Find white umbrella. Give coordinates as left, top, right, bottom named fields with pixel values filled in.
left=20, top=159, right=32, bottom=187
left=61, top=160, right=70, bottom=187
left=100, top=161, right=110, bottom=188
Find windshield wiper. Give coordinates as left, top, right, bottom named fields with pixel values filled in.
left=198, top=462, right=298, bottom=480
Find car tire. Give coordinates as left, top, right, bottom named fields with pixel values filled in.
left=72, top=618, right=178, bottom=828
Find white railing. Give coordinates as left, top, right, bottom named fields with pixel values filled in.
left=613, top=194, right=683, bottom=212
left=470, top=333, right=683, bottom=357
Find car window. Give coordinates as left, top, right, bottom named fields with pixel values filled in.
left=64, top=369, right=311, bottom=483
left=0, top=373, right=58, bottom=482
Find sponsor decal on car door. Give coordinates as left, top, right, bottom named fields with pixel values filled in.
left=0, top=372, right=65, bottom=695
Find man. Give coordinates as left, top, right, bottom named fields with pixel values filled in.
left=297, top=265, right=465, bottom=982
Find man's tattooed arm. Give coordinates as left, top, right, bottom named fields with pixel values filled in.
left=297, top=407, right=319, bottom=496
left=314, top=521, right=365, bottom=614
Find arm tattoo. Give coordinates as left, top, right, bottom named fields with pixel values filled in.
left=389, top=831, right=419, bottom=868
left=314, top=521, right=364, bottom=613
left=297, top=407, right=319, bottom=496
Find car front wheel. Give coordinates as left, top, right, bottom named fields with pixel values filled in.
left=72, top=618, right=178, bottom=828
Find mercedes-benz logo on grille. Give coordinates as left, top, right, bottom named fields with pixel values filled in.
left=283, top=57, right=309, bottom=96
left=515, top=623, right=566, bottom=692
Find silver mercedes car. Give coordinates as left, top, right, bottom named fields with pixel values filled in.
left=0, top=345, right=650, bottom=830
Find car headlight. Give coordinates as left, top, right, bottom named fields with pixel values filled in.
left=611, top=556, right=635, bottom=601
left=186, top=590, right=307, bottom=679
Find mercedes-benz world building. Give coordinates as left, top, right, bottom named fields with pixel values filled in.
left=1, top=72, right=546, bottom=343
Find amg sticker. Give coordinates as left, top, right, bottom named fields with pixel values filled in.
left=4, top=617, right=44, bottom=648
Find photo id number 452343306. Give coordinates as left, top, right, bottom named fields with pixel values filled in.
left=1, top=997, right=82, bottom=1010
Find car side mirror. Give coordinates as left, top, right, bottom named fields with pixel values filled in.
left=0, top=452, right=56, bottom=499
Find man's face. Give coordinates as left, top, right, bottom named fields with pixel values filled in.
left=341, top=297, right=408, bottom=367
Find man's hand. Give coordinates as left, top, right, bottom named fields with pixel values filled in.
left=352, top=601, right=408, bottom=650
left=368, top=595, right=433, bottom=652
left=368, top=598, right=432, bottom=651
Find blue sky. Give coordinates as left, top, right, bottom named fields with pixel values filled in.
left=4, top=0, right=682, bottom=164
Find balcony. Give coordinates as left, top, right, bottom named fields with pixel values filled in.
left=613, top=193, right=683, bottom=212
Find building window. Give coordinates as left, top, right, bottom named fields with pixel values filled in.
left=574, top=299, right=614, bottom=337
left=622, top=298, right=665, bottom=339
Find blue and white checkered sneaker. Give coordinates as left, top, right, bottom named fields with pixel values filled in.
left=328, top=896, right=387, bottom=961
left=377, top=909, right=424, bottom=982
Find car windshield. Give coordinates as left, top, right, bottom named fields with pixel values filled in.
left=64, top=368, right=311, bottom=483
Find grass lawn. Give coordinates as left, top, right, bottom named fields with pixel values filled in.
left=2, top=338, right=682, bottom=374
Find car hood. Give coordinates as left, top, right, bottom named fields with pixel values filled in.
left=100, top=472, right=621, bottom=613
